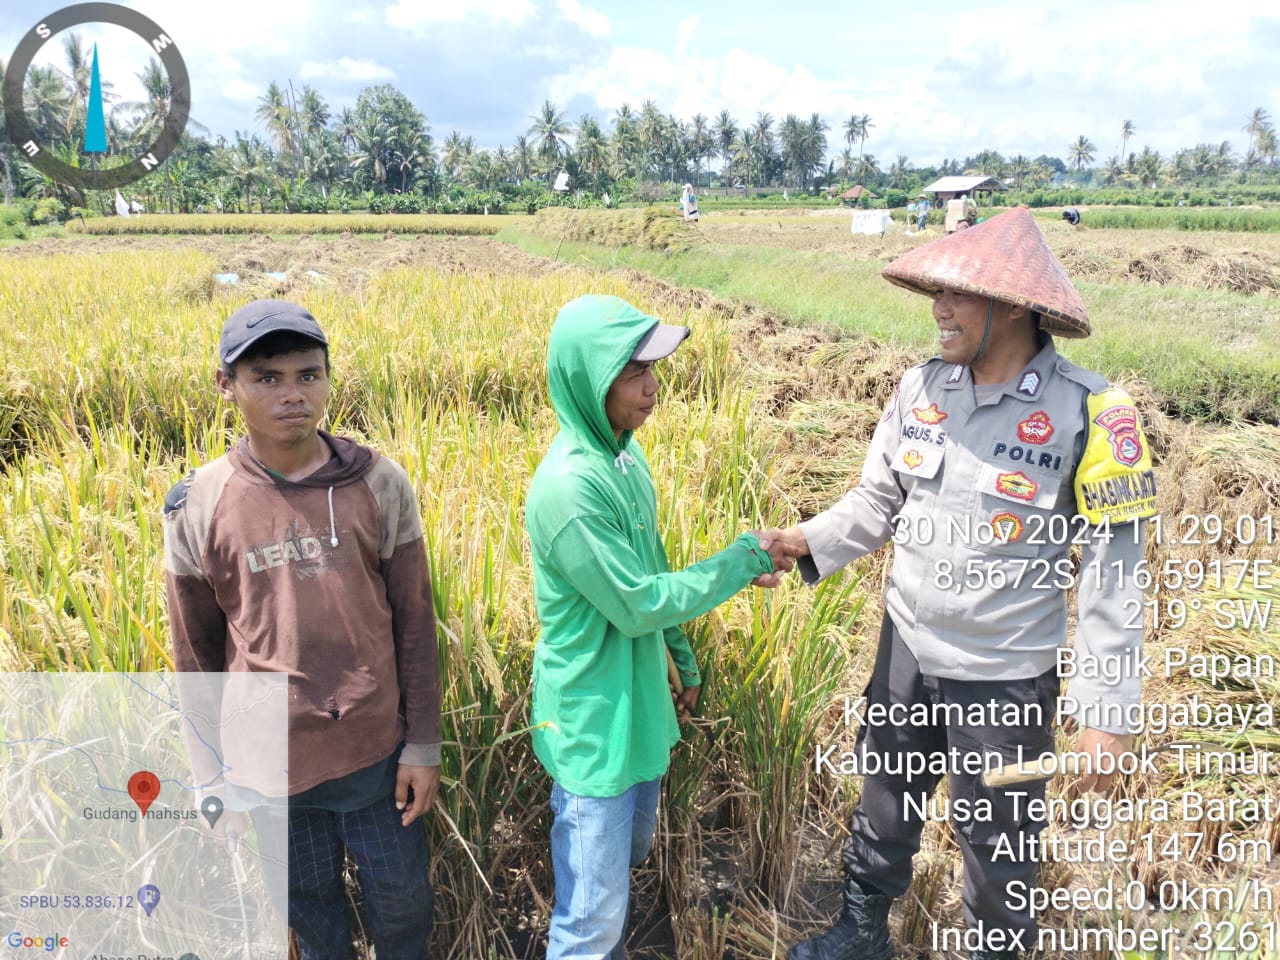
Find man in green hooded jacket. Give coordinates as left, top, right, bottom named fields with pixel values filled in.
left=526, top=294, right=798, bottom=959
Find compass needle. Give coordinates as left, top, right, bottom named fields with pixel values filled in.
left=84, top=43, right=107, bottom=154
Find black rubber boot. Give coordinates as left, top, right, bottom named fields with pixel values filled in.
left=788, top=876, right=894, bottom=960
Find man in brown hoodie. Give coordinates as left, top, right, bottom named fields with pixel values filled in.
left=163, top=299, right=441, bottom=960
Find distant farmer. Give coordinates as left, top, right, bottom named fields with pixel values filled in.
left=680, top=183, right=700, bottom=222
left=917, top=194, right=930, bottom=232
left=163, top=300, right=441, bottom=960
left=775, top=207, right=1155, bottom=960
left=1062, top=207, right=1081, bottom=226
left=526, top=295, right=801, bottom=959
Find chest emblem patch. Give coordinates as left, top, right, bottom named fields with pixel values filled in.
left=912, top=402, right=947, bottom=425
left=1017, top=411, right=1054, bottom=445
left=991, top=512, right=1024, bottom=543
left=1094, top=404, right=1144, bottom=466
left=996, top=471, right=1038, bottom=501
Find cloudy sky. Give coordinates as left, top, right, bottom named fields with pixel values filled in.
left=4, top=0, right=1278, bottom=166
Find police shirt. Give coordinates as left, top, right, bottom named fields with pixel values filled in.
left=798, top=337, right=1155, bottom=733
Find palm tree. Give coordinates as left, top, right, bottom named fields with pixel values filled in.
left=511, top=134, right=534, bottom=182
left=225, top=132, right=269, bottom=212
left=528, top=99, right=570, bottom=183
left=441, top=130, right=472, bottom=181
left=59, top=33, right=98, bottom=139
left=731, top=128, right=758, bottom=187
left=750, top=113, right=775, bottom=185
left=23, top=65, right=73, bottom=144
left=350, top=113, right=391, bottom=188
left=689, top=113, right=712, bottom=188
left=1008, top=154, right=1030, bottom=190
left=119, top=58, right=206, bottom=211
left=780, top=113, right=802, bottom=188
left=837, top=148, right=854, bottom=184
left=335, top=106, right=358, bottom=151
left=807, top=114, right=828, bottom=187
left=1211, top=140, right=1236, bottom=178
left=575, top=114, right=608, bottom=193
left=887, top=154, right=912, bottom=188
left=256, top=81, right=295, bottom=157
left=1120, top=119, right=1135, bottom=161
left=847, top=113, right=873, bottom=167
left=854, top=153, right=880, bottom=185
left=713, top=110, right=737, bottom=179
left=299, top=86, right=330, bottom=141
left=610, top=107, right=641, bottom=179
left=637, top=99, right=664, bottom=180
left=1136, top=146, right=1162, bottom=188
left=1243, top=108, right=1271, bottom=158
left=466, top=150, right=499, bottom=191
left=843, top=113, right=862, bottom=151
left=1068, top=135, right=1095, bottom=172
left=391, top=126, right=432, bottom=193
left=1257, top=126, right=1278, bottom=169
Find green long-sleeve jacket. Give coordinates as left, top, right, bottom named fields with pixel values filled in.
left=526, top=295, right=773, bottom=797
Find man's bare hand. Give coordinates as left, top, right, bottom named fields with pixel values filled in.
left=673, top=683, right=701, bottom=717
left=395, top=763, right=441, bottom=826
left=751, top=526, right=809, bottom=587
left=1074, top=728, right=1134, bottom=794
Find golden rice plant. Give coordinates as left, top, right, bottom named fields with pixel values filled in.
left=2, top=251, right=869, bottom=958
left=65, top=213, right=519, bottom=236
left=6, top=242, right=1279, bottom=957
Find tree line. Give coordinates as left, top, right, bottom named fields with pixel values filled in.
left=2, top=35, right=1277, bottom=216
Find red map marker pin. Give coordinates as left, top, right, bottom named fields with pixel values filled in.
left=127, top=771, right=161, bottom=816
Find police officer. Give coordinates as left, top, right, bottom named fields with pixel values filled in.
left=776, top=207, right=1157, bottom=960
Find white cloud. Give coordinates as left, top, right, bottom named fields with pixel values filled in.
left=675, top=15, right=699, bottom=57
left=384, top=0, right=535, bottom=33
left=222, top=79, right=260, bottom=103
left=551, top=42, right=861, bottom=134
left=131, top=0, right=316, bottom=53
left=557, top=0, right=610, bottom=37
left=300, top=57, right=396, bottom=82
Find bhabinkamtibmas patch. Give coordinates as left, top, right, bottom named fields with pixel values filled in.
left=1074, top=388, right=1158, bottom=524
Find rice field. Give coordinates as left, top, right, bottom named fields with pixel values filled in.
left=2, top=223, right=1278, bottom=958
left=64, top=212, right=520, bottom=235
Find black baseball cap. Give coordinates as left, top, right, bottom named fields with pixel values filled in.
left=219, top=299, right=328, bottom=364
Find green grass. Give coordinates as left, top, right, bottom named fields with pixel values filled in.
left=501, top=228, right=926, bottom=340
left=1021, top=206, right=1280, bottom=232
left=0, top=223, right=69, bottom=246
left=499, top=228, right=1280, bottom=424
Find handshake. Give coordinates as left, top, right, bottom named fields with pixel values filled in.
left=747, top=526, right=810, bottom=588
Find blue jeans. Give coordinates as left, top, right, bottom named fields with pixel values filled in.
left=284, top=791, right=433, bottom=960
left=547, top=778, right=661, bottom=960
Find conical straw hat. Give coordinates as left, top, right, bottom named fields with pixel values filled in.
left=882, top=206, right=1090, bottom=338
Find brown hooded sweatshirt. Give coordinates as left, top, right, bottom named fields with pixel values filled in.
left=163, top=432, right=441, bottom=795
